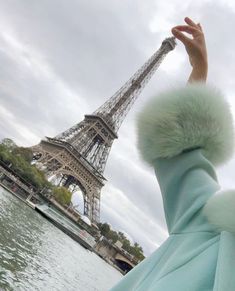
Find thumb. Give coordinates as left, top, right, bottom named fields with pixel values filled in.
left=171, top=28, right=191, bottom=46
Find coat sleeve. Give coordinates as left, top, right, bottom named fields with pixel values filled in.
left=153, top=149, right=219, bottom=233
left=137, top=84, right=235, bottom=234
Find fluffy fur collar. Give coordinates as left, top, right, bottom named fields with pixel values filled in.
left=203, top=190, right=235, bottom=233
left=137, top=84, right=234, bottom=166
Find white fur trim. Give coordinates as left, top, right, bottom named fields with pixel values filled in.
left=137, top=84, right=234, bottom=165
left=203, top=190, right=235, bottom=233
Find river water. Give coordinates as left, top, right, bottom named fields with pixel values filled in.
left=0, top=187, right=122, bottom=291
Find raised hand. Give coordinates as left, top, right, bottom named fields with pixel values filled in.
left=172, top=17, right=208, bottom=83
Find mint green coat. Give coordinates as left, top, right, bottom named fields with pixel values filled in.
left=110, top=85, right=235, bottom=291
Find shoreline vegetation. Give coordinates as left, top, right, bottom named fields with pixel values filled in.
left=98, top=222, right=145, bottom=261
left=0, top=138, right=73, bottom=207
left=0, top=137, right=145, bottom=261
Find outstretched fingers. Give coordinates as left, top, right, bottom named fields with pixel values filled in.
left=197, top=23, right=203, bottom=31
left=171, top=28, right=191, bottom=46
left=185, top=17, right=203, bottom=32
left=173, top=25, right=201, bottom=36
left=171, top=24, right=203, bottom=46
left=184, top=17, right=197, bottom=27
left=171, top=17, right=207, bottom=82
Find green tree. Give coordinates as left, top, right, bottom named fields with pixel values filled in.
left=97, top=223, right=145, bottom=261
left=1, top=138, right=17, bottom=150
left=118, top=231, right=126, bottom=241
left=129, top=242, right=145, bottom=261
left=53, top=187, right=72, bottom=206
left=106, top=230, right=119, bottom=243
left=12, top=147, right=33, bottom=163
left=0, top=144, right=11, bottom=165
left=122, top=238, right=131, bottom=252
left=98, top=222, right=111, bottom=236
left=0, top=138, right=50, bottom=190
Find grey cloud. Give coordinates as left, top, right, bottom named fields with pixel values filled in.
left=0, top=0, right=159, bottom=107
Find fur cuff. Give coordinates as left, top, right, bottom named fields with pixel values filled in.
left=137, top=84, right=234, bottom=166
left=203, top=190, right=235, bottom=233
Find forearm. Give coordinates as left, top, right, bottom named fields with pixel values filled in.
left=188, top=63, right=208, bottom=83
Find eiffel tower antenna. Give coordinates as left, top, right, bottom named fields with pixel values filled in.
left=32, top=37, right=176, bottom=224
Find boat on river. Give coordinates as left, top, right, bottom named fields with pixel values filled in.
left=35, top=204, right=96, bottom=251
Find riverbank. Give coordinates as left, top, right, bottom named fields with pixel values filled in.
left=0, top=178, right=96, bottom=250
left=0, top=165, right=136, bottom=275
left=0, top=187, right=122, bottom=290
left=1, top=182, right=130, bottom=275
left=0, top=164, right=98, bottom=249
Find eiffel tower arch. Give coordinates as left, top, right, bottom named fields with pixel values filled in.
left=32, top=37, right=176, bottom=224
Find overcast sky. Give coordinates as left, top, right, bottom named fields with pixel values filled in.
left=1, top=0, right=235, bottom=256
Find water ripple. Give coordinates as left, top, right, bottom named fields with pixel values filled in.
left=0, top=188, right=122, bottom=291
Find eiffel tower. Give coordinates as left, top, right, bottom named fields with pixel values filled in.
left=32, top=37, right=176, bottom=224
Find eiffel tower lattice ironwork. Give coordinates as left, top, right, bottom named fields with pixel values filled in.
left=32, top=37, right=176, bottom=224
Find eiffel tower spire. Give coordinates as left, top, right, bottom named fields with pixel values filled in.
left=32, top=37, right=176, bottom=223
left=94, top=37, right=176, bottom=132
